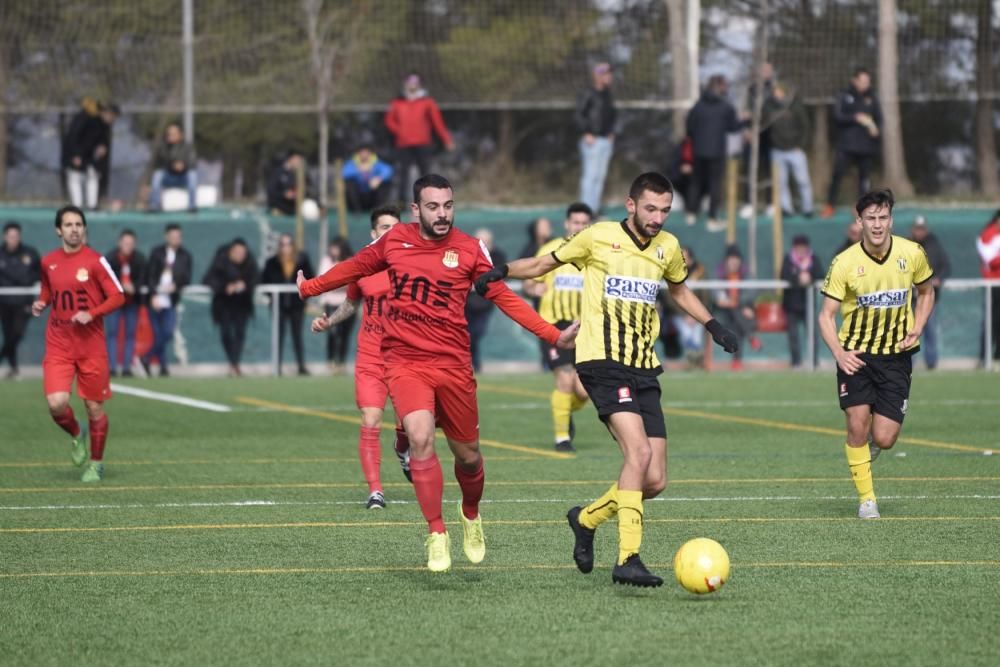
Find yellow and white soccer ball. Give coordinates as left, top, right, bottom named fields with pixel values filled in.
left=673, top=538, right=730, bottom=594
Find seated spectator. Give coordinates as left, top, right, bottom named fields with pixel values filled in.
left=780, top=235, right=824, bottom=368
left=104, top=229, right=147, bottom=377
left=62, top=97, right=105, bottom=211
left=713, top=244, right=761, bottom=370
left=267, top=150, right=317, bottom=216
left=203, top=239, right=257, bottom=377
left=342, top=144, right=394, bottom=212
left=261, top=233, right=314, bottom=376
left=149, top=122, right=197, bottom=212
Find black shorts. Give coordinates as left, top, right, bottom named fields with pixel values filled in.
left=836, top=352, right=913, bottom=424
left=545, top=320, right=576, bottom=370
left=577, top=365, right=666, bottom=438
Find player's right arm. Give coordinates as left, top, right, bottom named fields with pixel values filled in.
left=818, top=255, right=864, bottom=374
left=31, top=266, right=51, bottom=317
left=475, top=228, right=593, bottom=295
left=298, top=238, right=388, bottom=299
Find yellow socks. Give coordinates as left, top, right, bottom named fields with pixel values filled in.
left=579, top=483, right=618, bottom=530
left=551, top=390, right=574, bottom=442
left=845, top=443, right=876, bottom=502
left=616, top=489, right=644, bottom=565
left=569, top=393, right=588, bottom=412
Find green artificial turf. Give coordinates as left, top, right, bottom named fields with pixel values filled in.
left=1, top=371, right=997, bottom=666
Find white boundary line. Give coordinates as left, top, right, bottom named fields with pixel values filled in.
left=110, top=383, right=232, bottom=413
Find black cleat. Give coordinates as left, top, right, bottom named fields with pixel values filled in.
left=612, top=554, right=663, bottom=588
left=566, top=506, right=595, bottom=573
left=555, top=439, right=576, bottom=453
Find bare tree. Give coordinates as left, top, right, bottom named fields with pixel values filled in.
left=975, top=0, right=999, bottom=196
left=877, top=0, right=914, bottom=196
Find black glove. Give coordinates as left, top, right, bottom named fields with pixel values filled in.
left=706, top=318, right=739, bottom=354
left=474, top=264, right=508, bottom=296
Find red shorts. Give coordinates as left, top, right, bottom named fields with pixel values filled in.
left=386, top=364, right=478, bottom=443
left=43, top=354, right=111, bottom=402
left=354, top=361, right=389, bottom=410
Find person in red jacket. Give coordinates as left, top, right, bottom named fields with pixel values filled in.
left=976, top=209, right=1000, bottom=363
left=384, top=72, right=454, bottom=203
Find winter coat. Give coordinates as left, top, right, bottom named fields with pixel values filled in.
left=764, top=95, right=810, bottom=151
left=780, top=251, right=825, bottom=315
left=104, top=249, right=148, bottom=307
left=266, top=162, right=317, bottom=216
left=686, top=91, right=740, bottom=159
left=153, top=141, right=197, bottom=174
left=61, top=110, right=106, bottom=169
left=203, top=246, right=258, bottom=324
left=0, top=242, right=40, bottom=306
left=341, top=155, right=394, bottom=192
left=146, top=244, right=193, bottom=308
left=384, top=93, right=453, bottom=149
left=832, top=85, right=882, bottom=156
left=574, top=86, right=617, bottom=137
left=261, top=252, right=314, bottom=312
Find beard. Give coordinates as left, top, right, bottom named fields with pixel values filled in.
left=419, top=212, right=453, bottom=239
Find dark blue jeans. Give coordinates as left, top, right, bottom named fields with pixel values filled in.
left=146, top=306, right=178, bottom=371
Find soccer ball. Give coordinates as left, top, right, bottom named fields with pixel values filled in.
left=673, top=538, right=730, bottom=594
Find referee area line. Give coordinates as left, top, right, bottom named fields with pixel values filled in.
left=3, top=560, right=999, bottom=580
left=235, top=396, right=575, bottom=461
left=477, top=384, right=992, bottom=454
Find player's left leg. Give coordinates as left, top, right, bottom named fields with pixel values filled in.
left=43, top=356, right=88, bottom=466
left=77, top=357, right=112, bottom=482
left=355, top=363, right=389, bottom=509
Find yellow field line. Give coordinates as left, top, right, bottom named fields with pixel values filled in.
left=478, top=384, right=991, bottom=454
left=236, top=396, right=574, bottom=460
left=4, top=515, right=998, bottom=535
left=2, top=559, right=998, bottom=579
left=0, top=455, right=537, bottom=469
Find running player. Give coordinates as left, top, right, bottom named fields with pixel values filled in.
left=311, top=205, right=411, bottom=510
left=818, top=189, right=935, bottom=519
left=298, top=174, right=578, bottom=572
left=476, top=172, right=739, bottom=587
left=523, top=202, right=593, bottom=452
left=32, top=205, right=124, bottom=482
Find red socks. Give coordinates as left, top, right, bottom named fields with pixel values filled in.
left=358, top=426, right=382, bottom=493
left=393, top=427, right=410, bottom=454
left=455, top=459, right=485, bottom=520
left=52, top=406, right=80, bottom=438
left=409, top=454, right=445, bottom=533
left=89, top=414, right=109, bottom=461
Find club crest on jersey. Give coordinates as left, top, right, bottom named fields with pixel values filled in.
left=897, top=258, right=907, bottom=272
left=617, top=387, right=632, bottom=403
left=76, top=268, right=89, bottom=282
left=857, top=265, right=865, bottom=276
left=442, top=249, right=459, bottom=268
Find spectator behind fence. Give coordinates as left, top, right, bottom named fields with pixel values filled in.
left=465, top=228, right=507, bottom=373
left=685, top=74, right=740, bottom=233
left=741, top=61, right=775, bottom=211
left=835, top=220, right=862, bottom=256
left=667, top=246, right=708, bottom=368
left=909, top=215, right=951, bottom=370
left=575, top=61, right=617, bottom=214
left=342, top=144, right=394, bottom=212
left=780, top=235, right=824, bottom=368
left=385, top=72, right=454, bottom=203
left=821, top=68, right=882, bottom=218
left=668, top=137, right=694, bottom=214
left=713, top=244, right=761, bottom=370
left=317, top=237, right=355, bottom=373
left=61, top=97, right=105, bottom=211
left=104, top=230, right=146, bottom=377
left=0, top=222, right=40, bottom=379
left=204, top=239, right=256, bottom=377
left=975, top=210, right=1000, bottom=365
left=149, top=122, right=198, bottom=213
left=267, top=150, right=317, bottom=216
left=765, top=81, right=813, bottom=217
left=95, top=102, right=120, bottom=206
left=142, top=224, right=192, bottom=377
left=261, top=233, right=314, bottom=376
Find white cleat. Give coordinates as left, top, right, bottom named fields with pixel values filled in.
left=858, top=499, right=880, bottom=519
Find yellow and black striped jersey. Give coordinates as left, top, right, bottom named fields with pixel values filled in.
left=532, top=236, right=585, bottom=323
left=552, top=220, right=687, bottom=374
left=821, top=235, right=933, bottom=355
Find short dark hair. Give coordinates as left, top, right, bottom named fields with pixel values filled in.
left=628, top=172, right=674, bottom=203
left=3, top=221, right=21, bottom=234
left=853, top=67, right=871, bottom=78
left=855, top=189, right=895, bottom=216
left=120, top=228, right=136, bottom=239
left=165, top=223, right=182, bottom=233
left=54, top=205, right=86, bottom=228
left=566, top=202, right=593, bottom=219
left=413, top=173, right=452, bottom=204
left=791, top=234, right=810, bottom=246
left=370, top=205, right=401, bottom=230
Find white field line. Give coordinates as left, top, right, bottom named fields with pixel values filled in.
left=110, top=383, right=232, bottom=413
left=2, top=494, right=999, bottom=512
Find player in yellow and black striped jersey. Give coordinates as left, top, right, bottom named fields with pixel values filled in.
left=524, top=202, right=594, bottom=453
left=475, top=172, right=739, bottom=588
left=818, top=189, right=936, bottom=520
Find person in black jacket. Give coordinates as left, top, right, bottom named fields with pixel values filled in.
left=261, top=233, right=314, bottom=375
left=780, top=235, right=825, bottom=368
left=909, top=215, right=951, bottom=369
left=204, top=239, right=257, bottom=377
left=685, top=75, right=740, bottom=232
left=575, top=62, right=617, bottom=214
left=104, top=230, right=147, bottom=376
left=465, top=228, right=507, bottom=373
left=0, top=222, right=40, bottom=379
left=142, top=223, right=193, bottom=377
left=267, top=150, right=316, bottom=216
left=62, top=97, right=106, bottom=211
left=95, top=102, right=120, bottom=204
left=822, top=68, right=882, bottom=217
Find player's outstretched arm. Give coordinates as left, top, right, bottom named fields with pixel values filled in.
left=298, top=242, right=388, bottom=300
left=486, top=283, right=563, bottom=346
left=899, top=280, right=936, bottom=352
left=667, top=281, right=739, bottom=354
left=474, top=254, right=561, bottom=296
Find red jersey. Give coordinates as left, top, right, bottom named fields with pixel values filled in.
left=39, top=246, right=125, bottom=358
left=346, top=271, right=391, bottom=366
left=301, top=223, right=559, bottom=368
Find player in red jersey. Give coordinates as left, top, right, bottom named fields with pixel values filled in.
left=298, top=174, right=578, bottom=572
left=311, top=205, right=412, bottom=510
left=32, top=206, right=125, bottom=482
